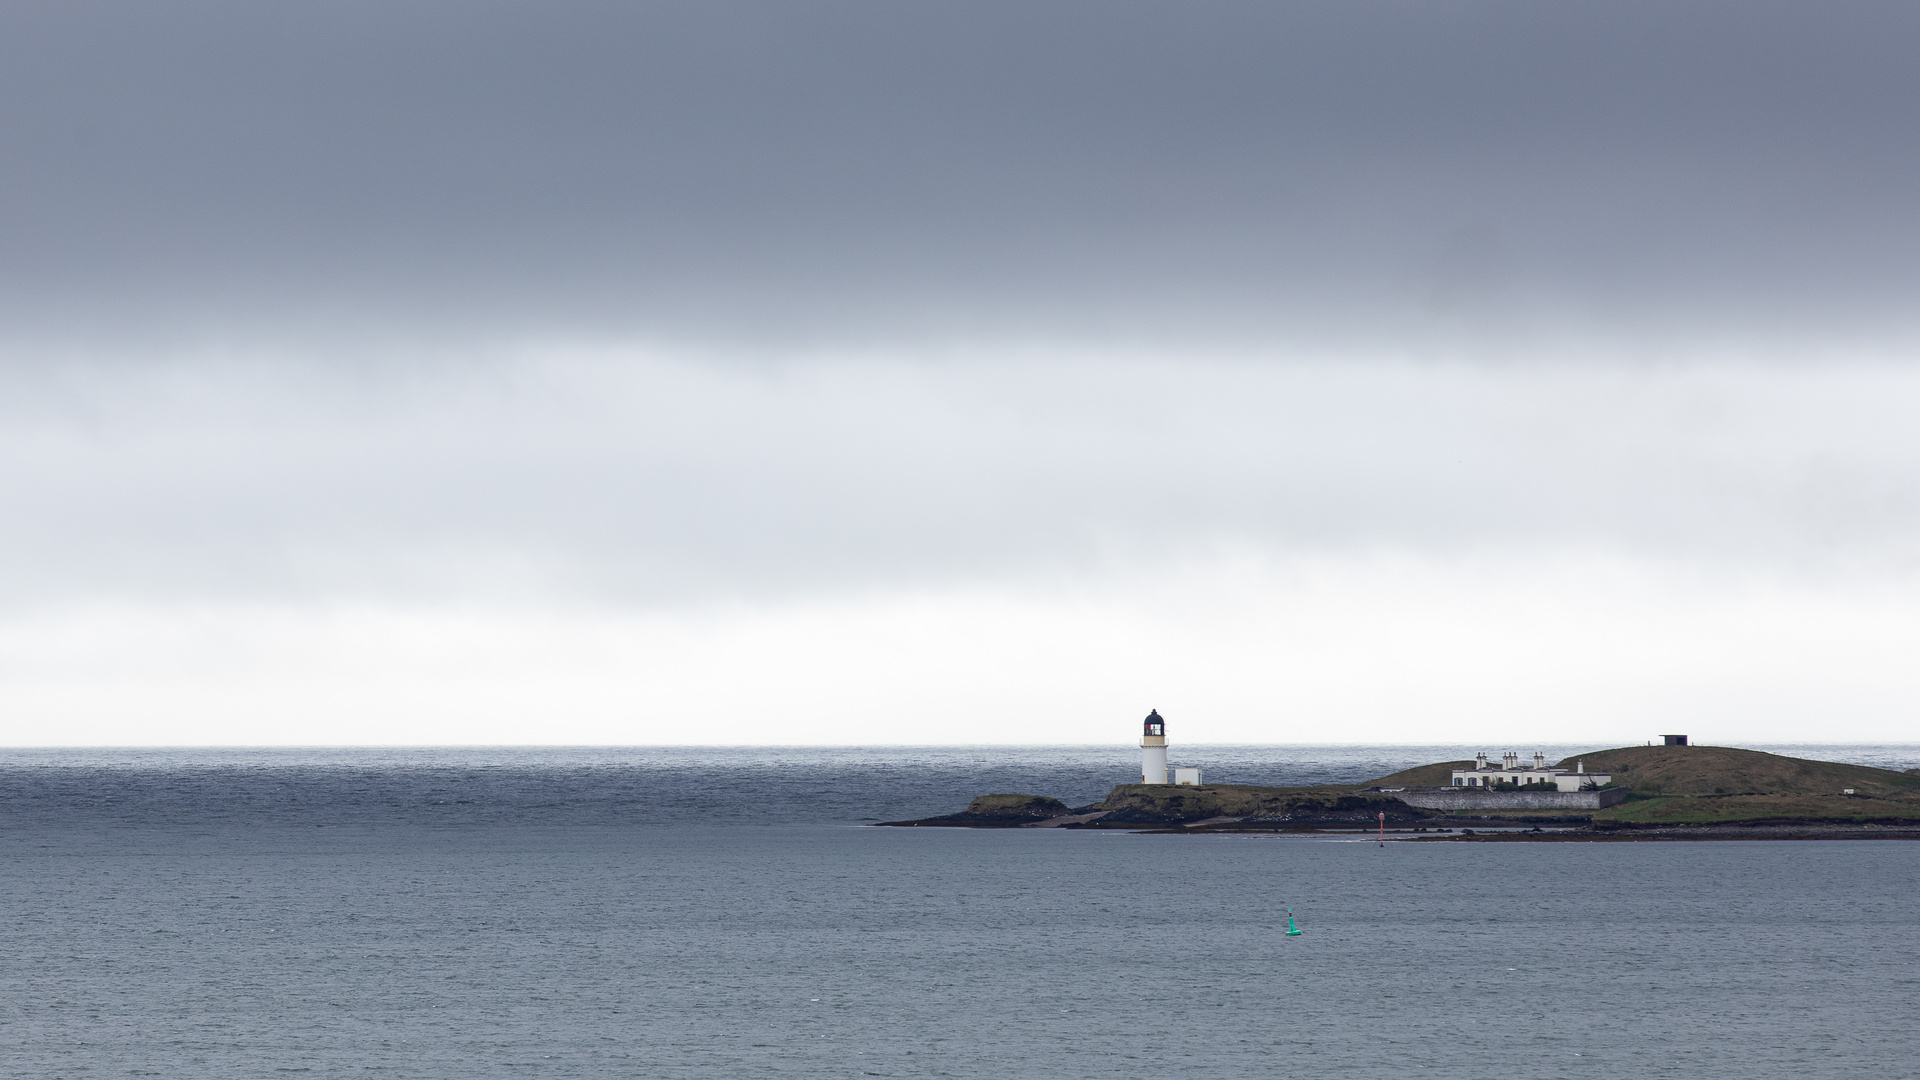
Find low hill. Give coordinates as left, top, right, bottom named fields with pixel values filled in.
left=1553, top=745, right=1920, bottom=797
left=1356, top=745, right=1920, bottom=827
left=1361, top=746, right=1920, bottom=798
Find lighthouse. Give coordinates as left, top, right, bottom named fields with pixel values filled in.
left=1141, top=709, right=1169, bottom=784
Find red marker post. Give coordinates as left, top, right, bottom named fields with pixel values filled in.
left=1378, top=811, right=1386, bottom=846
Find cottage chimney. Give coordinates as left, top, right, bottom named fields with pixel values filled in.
left=1533, top=752, right=1545, bottom=769
left=1476, top=752, right=1488, bottom=770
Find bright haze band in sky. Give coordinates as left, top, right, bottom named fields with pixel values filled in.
left=3, top=1, right=1917, bottom=745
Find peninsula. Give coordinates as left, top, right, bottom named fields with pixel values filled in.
left=880, top=744, right=1920, bottom=840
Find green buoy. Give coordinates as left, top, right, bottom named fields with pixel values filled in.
left=1284, top=907, right=1303, bottom=936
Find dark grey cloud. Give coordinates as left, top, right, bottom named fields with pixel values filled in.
left=6, top=3, right=1919, bottom=613
left=2, top=0, right=1918, bottom=347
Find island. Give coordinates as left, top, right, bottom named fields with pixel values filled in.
left=877, top=744, right=1920, bottom=840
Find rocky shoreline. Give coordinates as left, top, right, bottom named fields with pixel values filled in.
left=875, top=788, right=1427, bottom=830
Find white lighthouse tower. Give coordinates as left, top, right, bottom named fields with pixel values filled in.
left=1141, top=709, right=1169, bottom=785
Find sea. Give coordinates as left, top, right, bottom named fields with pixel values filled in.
left=1, top=744, right=1916, bottom=1079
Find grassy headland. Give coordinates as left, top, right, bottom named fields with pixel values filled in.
left=1367, top=745, right=1920, bottom=826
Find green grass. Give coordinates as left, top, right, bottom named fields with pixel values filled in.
left=1551, top=745, right=1920, bottom=798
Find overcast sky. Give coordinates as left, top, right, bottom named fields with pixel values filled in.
left=3, top=1, right=1918, bottom=746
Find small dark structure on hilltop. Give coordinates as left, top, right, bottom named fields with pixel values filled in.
left=1663, top=734, right=1689, bottom=746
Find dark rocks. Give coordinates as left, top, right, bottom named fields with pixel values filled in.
left=961, top=794, right=1074, bottom=820
left=874, top=793, right=1074, bottom=828
left=879, top=784, right=1441, bottom=830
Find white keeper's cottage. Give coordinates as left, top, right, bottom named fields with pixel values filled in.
left=1451, top=751, right=1612, bottom=792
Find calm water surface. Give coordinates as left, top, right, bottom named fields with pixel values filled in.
left=1, top=746, right=1915, bottom=1078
